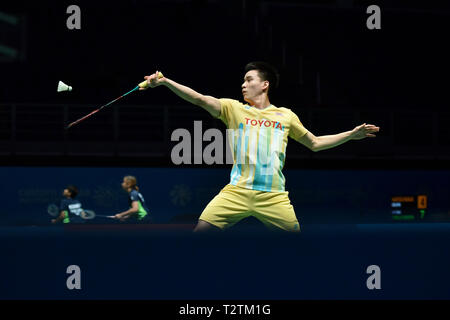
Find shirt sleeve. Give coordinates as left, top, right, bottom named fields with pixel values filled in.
left=130, top=190, right=139, bottom=202
left=217, top=98, right=236, bottom=127
left=59, top=199, right=68, bottom=212
left=288, top=110, right=308, bottom=142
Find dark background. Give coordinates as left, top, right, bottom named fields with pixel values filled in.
left=1, top=0, right=450, bottom=167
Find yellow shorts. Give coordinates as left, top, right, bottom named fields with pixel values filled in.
left=199, top=184, right=300, bottom=232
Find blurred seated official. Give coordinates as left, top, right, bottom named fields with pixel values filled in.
left=51, top=185, right=87, bottom=224
left=112, top=176, right=152, bottom=223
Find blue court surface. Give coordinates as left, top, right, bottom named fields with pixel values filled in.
left=0, top=222, right=449, bottom=300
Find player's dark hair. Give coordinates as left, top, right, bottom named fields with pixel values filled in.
left=66, top=185, right=78, bottom=198
left=124, top=175, right=139, bottom=192
left=244, top=61, right=280, bottom=94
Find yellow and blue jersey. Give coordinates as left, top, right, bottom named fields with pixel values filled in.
left=217, top=98, right=308, bottom=192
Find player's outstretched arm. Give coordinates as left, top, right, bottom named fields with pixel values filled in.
left=299, top=123, right=380, bottom=152
left=140, top=71, right=221, bottom=117
left=113, top=201, right=139, bottom=221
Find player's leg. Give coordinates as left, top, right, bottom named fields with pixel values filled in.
left=252, top=190, right=301, bottom=232
left=194, top=184, right=252, bottom=232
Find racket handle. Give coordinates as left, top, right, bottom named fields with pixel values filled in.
left=138, top=71, right=164, bottom=89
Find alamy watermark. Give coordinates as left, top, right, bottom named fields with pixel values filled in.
left=66, top=265, right=82, bottom=290
left=170, top=121, right=285, bottom=168
left=366, top=5, right=381, bottom=30
left=66, top=5, right=81, bottom=30
left=366, top=265, right=381, bottom=290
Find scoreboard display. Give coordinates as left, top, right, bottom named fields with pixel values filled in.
left=391, top=195, right=427, bottom=221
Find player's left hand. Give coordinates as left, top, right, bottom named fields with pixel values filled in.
left=351, top=123, right=380, bottom=140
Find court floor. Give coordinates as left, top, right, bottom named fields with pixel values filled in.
left=1, top=222, right=449, bottom=300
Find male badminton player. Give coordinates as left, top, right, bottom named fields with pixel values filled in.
left=112, top=176, right=152, bottom=223
left=141, top=62, right=380, bottom=232
left=51, top=185, right=86, bottom=224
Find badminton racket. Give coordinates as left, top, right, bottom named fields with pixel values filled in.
left=81, top=210, right=115, bottom=220
left=47, top=205, right=114, bottom=220
left=47, top=203, right=60, bottom=217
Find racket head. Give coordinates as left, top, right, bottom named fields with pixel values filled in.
left=47, top=204, right=60, bottom=217
left=82, top=210, right=96, bottom=220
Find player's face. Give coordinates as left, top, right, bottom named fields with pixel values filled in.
left=242, top=70, right=268, bottom=103
left=121, top=178, right=129, bottom=190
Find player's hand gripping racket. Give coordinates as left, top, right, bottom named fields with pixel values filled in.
left=81, top=210, right=115, bottom=220
left=66, top=72, right=164, bottom=129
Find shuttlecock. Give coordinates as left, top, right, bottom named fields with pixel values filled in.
left=57, top=81, right=72, bottom=92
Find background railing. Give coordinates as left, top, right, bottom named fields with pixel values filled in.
left=1, top=103, right=449, bottom=160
